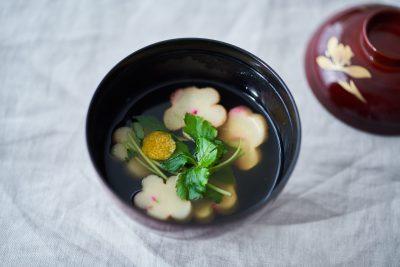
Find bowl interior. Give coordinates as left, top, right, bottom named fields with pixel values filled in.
left=86, top=39, right=301, bottom=228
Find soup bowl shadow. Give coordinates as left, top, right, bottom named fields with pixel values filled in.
left=86, top=38, right=301, bottom=239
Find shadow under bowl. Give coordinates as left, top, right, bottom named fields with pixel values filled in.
left=86, top=38, right=301, bottom=238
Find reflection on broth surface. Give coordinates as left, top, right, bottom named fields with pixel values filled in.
left=104, top=84, right=282, bottom=224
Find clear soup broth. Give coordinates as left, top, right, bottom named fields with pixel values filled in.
left=104, top=82, right=282, bottom=224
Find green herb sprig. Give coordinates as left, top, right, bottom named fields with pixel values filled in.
left=175, top=114, right=242, bottom=203
left=123, top=114, right=242, bottom=203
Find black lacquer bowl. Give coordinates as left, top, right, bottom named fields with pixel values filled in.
left=86, top=38, right=301, bottom=238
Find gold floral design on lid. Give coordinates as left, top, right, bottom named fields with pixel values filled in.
left=316, top=37, right=371, bottom=103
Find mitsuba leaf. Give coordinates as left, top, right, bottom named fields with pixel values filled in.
left=175, top=140, right=190, bottom=155
left=183, top=113, right=217, bottom=140
left=195, top=137, right=218, bottom=167
left=160, top=153, right=190, bottom=173
left=214, top=139, right=228, bottom=160
left=185, top=167, right=209, bottom=190
left=176, top=174, right=188, bottom=200
left=134, top=115, right=166, bottom=134
left=161, top=141, right=195, bottom=173
left=132, top=122, right=144, bottom=140
left=176, top=167, right=210, bottom=201
left=189, top=187, right=203, bottom=200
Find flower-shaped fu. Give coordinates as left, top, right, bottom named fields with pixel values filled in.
left=316, top=37, right=371, bottom=103
left=111, top=127, right=150, bottom=178
left=134, top=175, right=192, bottom=221
left=163, top=87, right=227, bottom=130
left=219, top=106, right=268, bottom=170
left=192, top=182, right=238, bottom=223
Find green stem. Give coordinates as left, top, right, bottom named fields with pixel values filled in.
left=211, top=140, right=242, bottom=172
left=127, top=133, right=168, bottom=180
left=135, top=157, right=159, bottom=174
left=207, top=183, right=232, bottom=197
left=151, top=160, right=163, bottom=169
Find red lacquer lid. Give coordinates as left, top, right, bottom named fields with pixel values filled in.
left=305, top=4, right=400, bottom=135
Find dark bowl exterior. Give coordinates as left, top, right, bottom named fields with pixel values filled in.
left=86, top=38, right=301, bottom=238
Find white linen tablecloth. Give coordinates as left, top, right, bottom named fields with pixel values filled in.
left=1, top=0, right=399, bottom=266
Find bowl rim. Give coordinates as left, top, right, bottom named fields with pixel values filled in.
left=362, top=7, right=400, bottom=66
left=85, top=37, right=302, bottom=232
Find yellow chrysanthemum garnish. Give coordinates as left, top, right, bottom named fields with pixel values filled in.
left=142, top=131, right=176, bottom=160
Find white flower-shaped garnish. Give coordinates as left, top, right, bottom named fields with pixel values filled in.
left=192, top=182, right=238, bottom=223
left=134, top=175, right=192, bottom=221
left=163, top=87, right=227, bottom=130
left=219, top=106, right=268, bottom=170
left=111, top=127, right=150, bottom=178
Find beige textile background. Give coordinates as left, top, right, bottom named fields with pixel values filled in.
left=1, top=0, right=399, bottom=266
